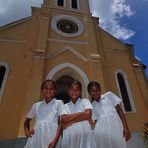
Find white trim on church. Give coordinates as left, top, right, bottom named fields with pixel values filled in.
left=45, top=46, right=88, bottom=62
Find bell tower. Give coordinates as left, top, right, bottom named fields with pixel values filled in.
left=42, top=0, right=90, bottom=13
left=39, top=0, right=94, bottom=42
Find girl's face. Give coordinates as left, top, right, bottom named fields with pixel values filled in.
left=69, top=84, right=81, bottom=102
left=89, top=86, right=101, bottom=102
left=43, top=82, right=55, bottom=102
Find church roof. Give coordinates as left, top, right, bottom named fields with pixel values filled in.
left=0, top=16, right=31, bottom=31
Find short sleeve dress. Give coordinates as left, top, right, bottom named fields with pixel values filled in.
left=92, top=91, right=126, bottom=148
left=24, top=98, right=64, bottom=148
left=61, top=98, right=96, bottom=148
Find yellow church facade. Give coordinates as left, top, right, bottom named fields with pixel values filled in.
left=0, top=0, right=147, bottom=147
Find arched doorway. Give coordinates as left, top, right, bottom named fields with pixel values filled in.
left=46, top=62, right=89, bottom=98
left=55, top=75, right=77, bottom=103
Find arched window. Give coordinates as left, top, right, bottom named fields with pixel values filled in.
left=115, top=70, right=136, bottom=112
left=0, top=66, right=6, bottom=89
left=0, top=62, right=9, bottom=103
left=57, top=0, right=64, bottom=6
left=71, top=0, right=78, bottom=9
left=117, top=73, right=132, bottom=111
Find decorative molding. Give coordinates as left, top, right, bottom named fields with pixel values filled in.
left=133, top=63, right=141, bottom=67
left=45, top=46, right=88, bottom=62
left=32, top=46, right=89, bottom=62
left=0, top=38, right=26, bottom=43
left=103, top=48, right=127, bottom=53
left=114, top=69, right=136, bottom=113
left=32, top=45, right=101, bottom=63
left=32, top=50, right=45, bottom=59
left=132, top=63, right=143, bottom=71
left=48, top=38, right=87, bottom=45
left=89, top=54, right=101, bottom=62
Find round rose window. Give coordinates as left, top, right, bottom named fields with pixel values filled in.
left=51, top=15, right=84, bottom=37
left=57, top=20, right=78, bottom=34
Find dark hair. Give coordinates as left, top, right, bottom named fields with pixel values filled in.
left=41, top=79, right=56, bottom=90
left=70, top=80, right=82, bottom=92
left=87, top=81, right=101, bottom=93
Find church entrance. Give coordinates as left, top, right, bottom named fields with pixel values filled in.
left=55, top=75, right=78, bottom=103
left=47, top=63, right=89, bottom=101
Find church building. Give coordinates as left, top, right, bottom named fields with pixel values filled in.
left=0, top=0, right=148, bottom=147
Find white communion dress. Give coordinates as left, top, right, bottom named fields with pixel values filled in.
left=61, top=98, right=96, bottom=148
left=92, top=91, right=126, bottom=148
left=24, top=98, right=64, bottom=148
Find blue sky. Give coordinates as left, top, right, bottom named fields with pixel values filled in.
left=0, top=0, right=148, bottom=78
left=89, top=0, right=148, bottom=78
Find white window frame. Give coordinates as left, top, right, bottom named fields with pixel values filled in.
left=115, top=69, right=136, bottom=113
left=0, top=61, right=9, bottom=104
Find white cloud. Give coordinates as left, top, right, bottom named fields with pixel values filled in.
left=106, top=20, right=135, bottom=40
left=89, top=0, right=113, bottom=22
left=89, top=0, right=135, bottom=40
left=111, top=0, right=134, bottom=17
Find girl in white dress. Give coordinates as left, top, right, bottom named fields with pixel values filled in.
left=87, top=81, right=131, bottom=148
left=49, top=81, right=96, bottom=148
left=24, top=80, right=64, bottom=148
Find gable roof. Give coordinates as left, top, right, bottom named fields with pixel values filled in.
left=0, top=17, right=31, bottom=31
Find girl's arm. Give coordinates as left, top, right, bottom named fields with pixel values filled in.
left=61, top=109, right=92, bottom=125
left=48, top=115, right=75, bottom=148
left=48, top=123, right=63, bottom=148
left=115, top=104, right=131, bottom=141
left=88, top=118, right=96, bottom=130
left=48, top=121, right=80, bottom=148
left=24, top=118, right=34, bottom=137
left=48, top=109, right=92, bottom=148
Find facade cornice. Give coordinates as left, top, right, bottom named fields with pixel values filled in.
left=48, top=38, right=87, bottom=45
left=103, top=48, right=127, bottom=53
left=0, top=38, right=27, bottom=43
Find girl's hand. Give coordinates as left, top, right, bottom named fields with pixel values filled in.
left=48, top=140, right=56, bottom=148
left=30, top=129, right=35, bottom=135
left=88, top=118, right=96, bottom=130
left=25, top=129, right=35, bottom=138
left=25, top=130, right=31, bottom=138
left=60, top=115, right=67, bottom=123
left=123, top=127, right=131, bottom=141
